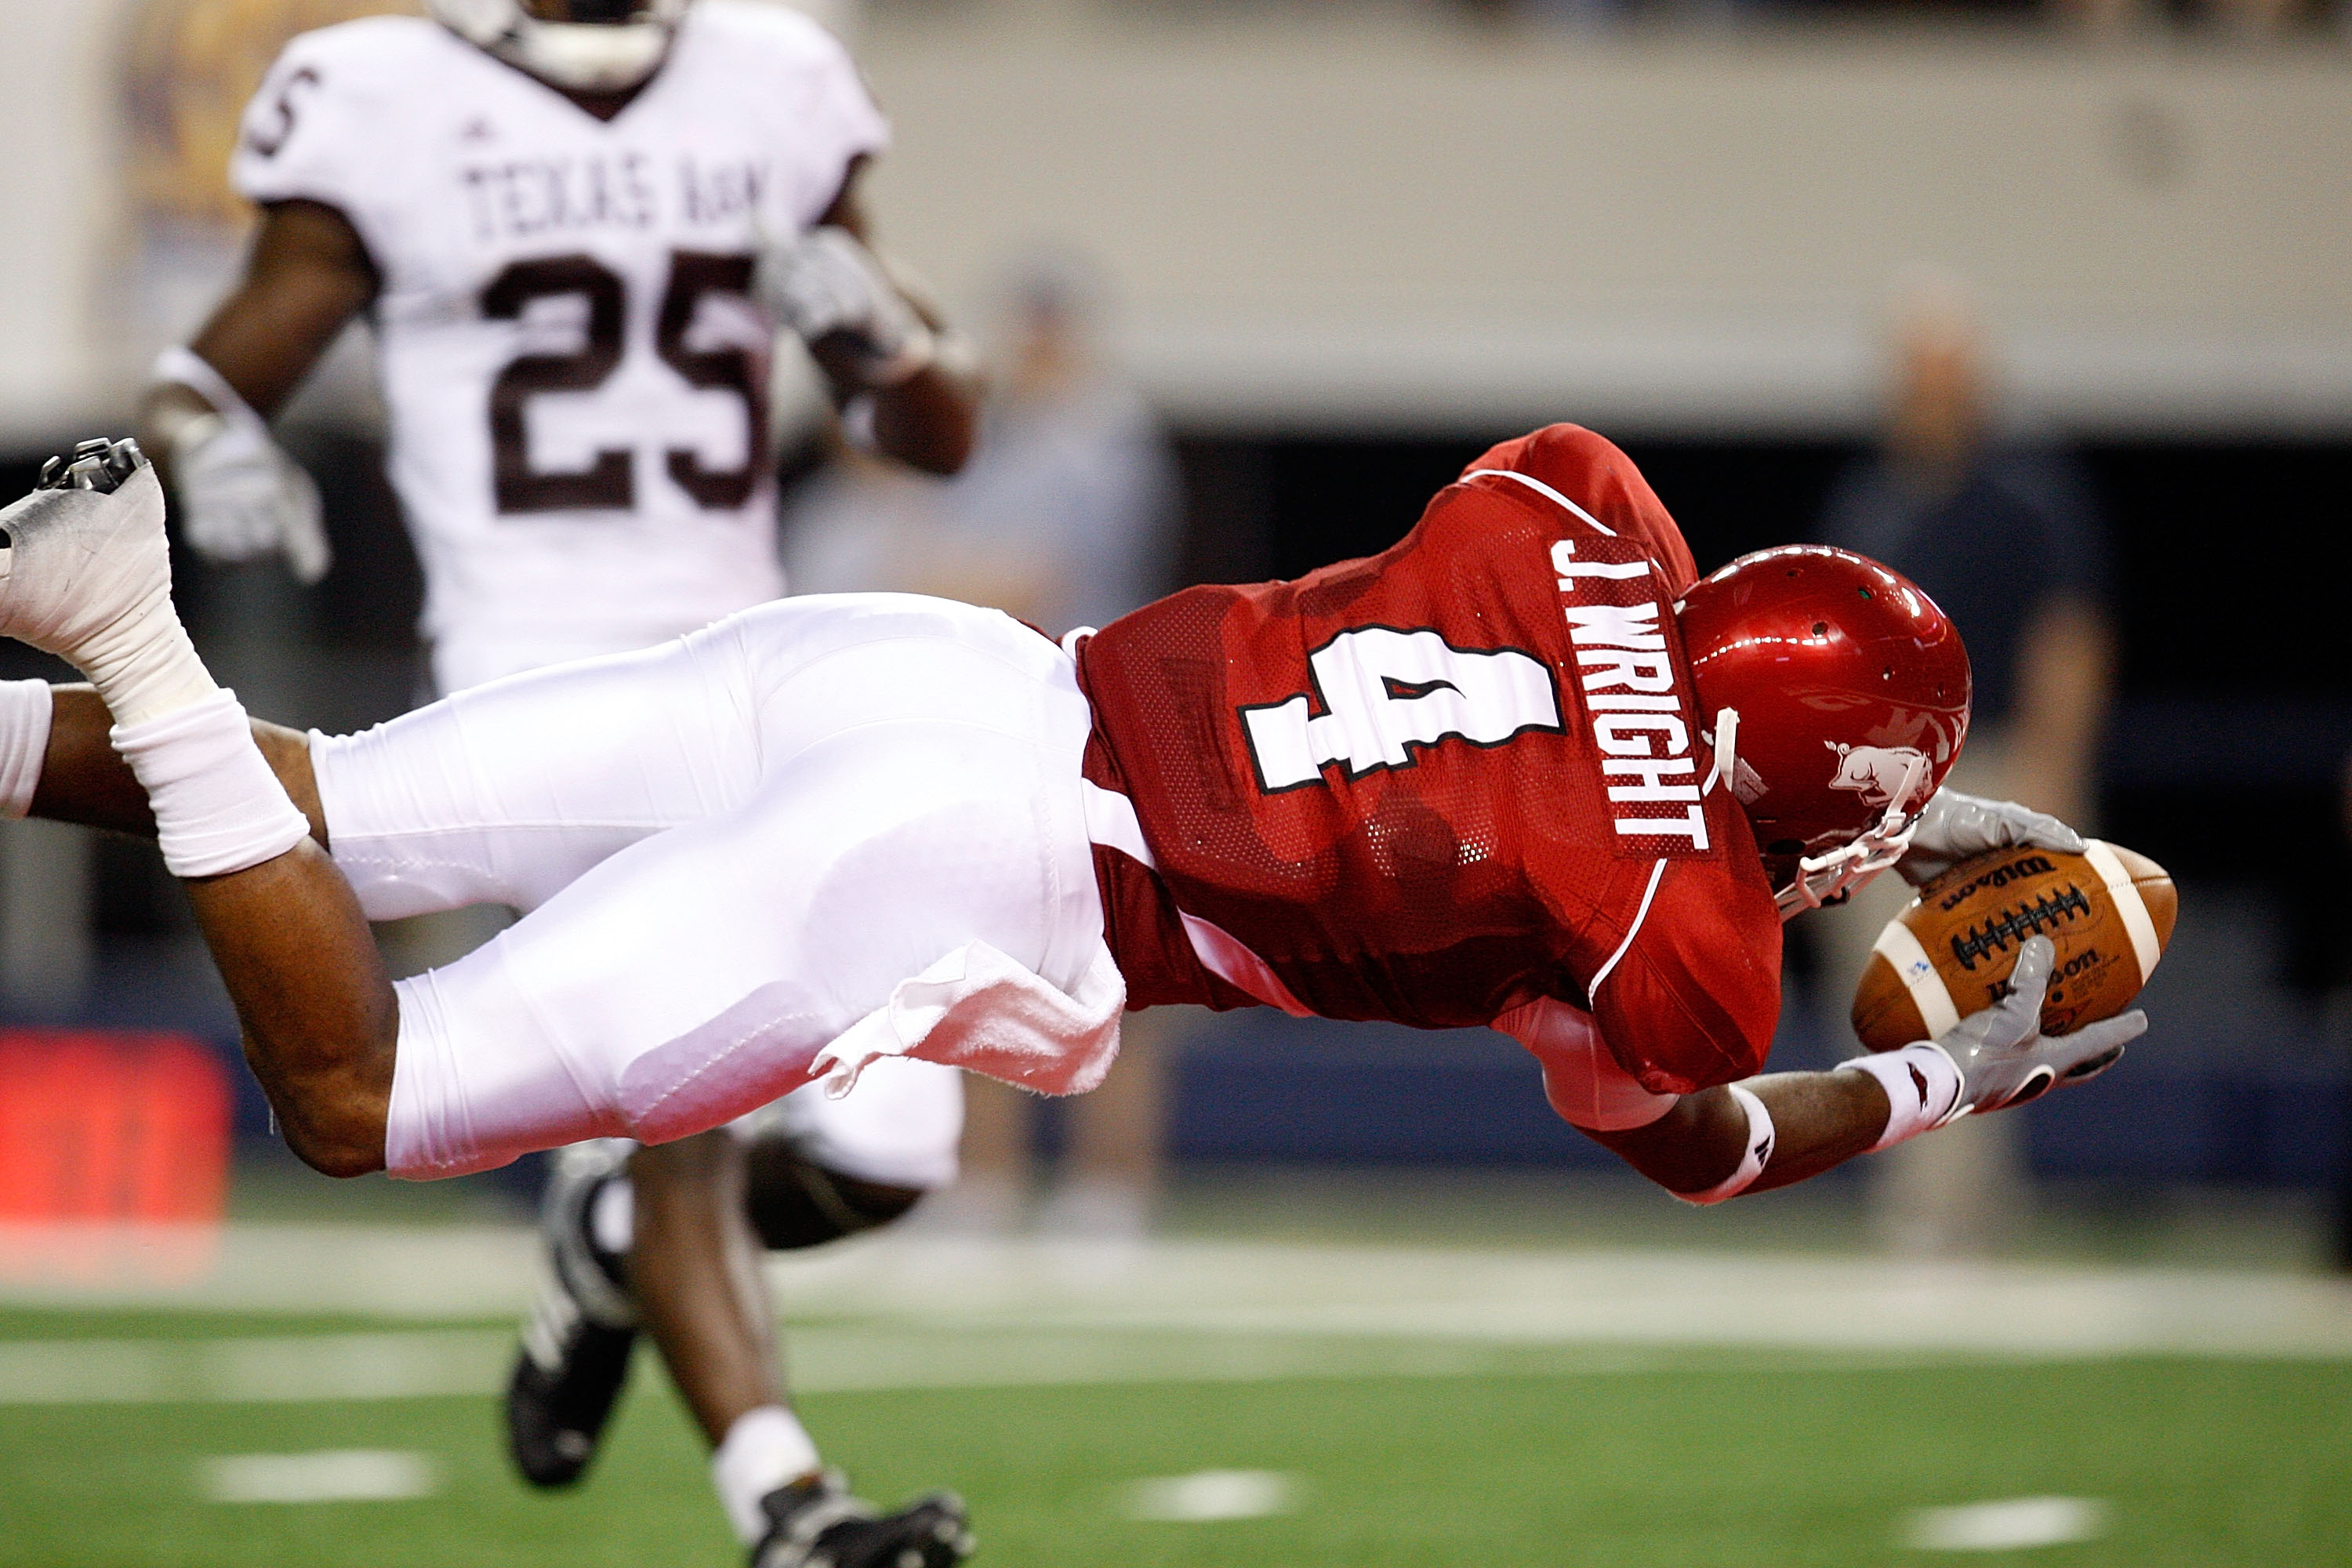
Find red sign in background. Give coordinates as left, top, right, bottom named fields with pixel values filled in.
left=0, top=1029, right=231, bottom=1284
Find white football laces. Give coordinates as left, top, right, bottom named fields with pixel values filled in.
left=1771, top=752, right=1928, bottom=923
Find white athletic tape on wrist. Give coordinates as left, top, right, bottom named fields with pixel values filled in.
left=111, top=689, right=310, bottom=878
left=1838, top=1041, right=1966, bottom=1152
left=0, top=679, right=53, bottom=819
left=712, top=1405, right=822, bottom=1546
left=153, top=345, right=269, bottom=438
left=1675, top=1082, right=1775, bottom=1206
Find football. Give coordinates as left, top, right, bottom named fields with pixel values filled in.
left=1851, top=840, right=2176, bottom=1053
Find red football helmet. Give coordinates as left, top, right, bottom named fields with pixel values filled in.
left=1677, top=546, right=1972, bottom=917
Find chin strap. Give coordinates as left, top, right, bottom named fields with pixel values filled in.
left=1700, top=705, right=1740, bottom=797
left=1772, top=752, right=1928, bottom=923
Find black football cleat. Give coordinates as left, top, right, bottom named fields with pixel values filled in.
left=752, top=1470, right=975, bottom=1568
left=506, top=1139, right=640, bottom=1488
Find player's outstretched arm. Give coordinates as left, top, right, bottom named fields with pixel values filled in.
left=765, top=165, right=981, bottom=476
left=1585, top=938, right=2143, bottom=1203
left=1585, top=1072, right=1887, bottom=1202
left=140, top=199, right=379, bottom=583
left=0, top=447, right=394, bottom=1177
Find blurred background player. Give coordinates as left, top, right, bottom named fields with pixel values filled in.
left=1813, top=274, right=2116, bottom=1258
left=784, top=256, right=1183, bottom=1238
left=136, top=2, right=984, bottom=1564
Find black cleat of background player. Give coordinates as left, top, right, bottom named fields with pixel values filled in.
left=753, top=1471, right=975, bottom=1568
left=505, top=1141, right=641, bottom=1488
left=505, top=1313, right=637, bottom=1488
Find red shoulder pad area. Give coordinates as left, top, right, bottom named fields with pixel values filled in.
left=1590, top=856, right=1783, bottom=1095
left=1462, top=425, right=1699, bottom=597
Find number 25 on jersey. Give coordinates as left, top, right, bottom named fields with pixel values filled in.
left=481, top=250, right=767, bottom=516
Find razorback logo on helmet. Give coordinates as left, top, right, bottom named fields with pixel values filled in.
left=1824, top=742, right=1933, bottom=811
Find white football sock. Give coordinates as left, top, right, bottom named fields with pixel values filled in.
left=111, top=689, right=310, bottom=878
left=0, top=679, right=53, bottom=818
left=712, top=1405, right=822, bottom=1545
left=590, top=1175, right=634, bottom=1256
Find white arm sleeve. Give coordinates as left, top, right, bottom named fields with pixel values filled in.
left=1494, top=996, right=1681, bottom=1132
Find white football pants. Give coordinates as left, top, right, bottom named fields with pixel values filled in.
left=310, top=595, right=1105, bottom=1181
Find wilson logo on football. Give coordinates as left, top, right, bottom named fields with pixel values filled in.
left=1938, top=853, right=2059, bottom=913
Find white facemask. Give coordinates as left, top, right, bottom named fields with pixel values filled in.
left=1772, top=752, right=1929, bottom=922
left=430, top=0, right=690, bottom=93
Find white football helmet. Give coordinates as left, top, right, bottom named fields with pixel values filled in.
left=430, top=0, right=692, bottom=93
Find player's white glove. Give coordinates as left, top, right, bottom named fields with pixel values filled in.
left=169, top=416, right=331, bottom=584
left=756, top=225, right=936, bottom=390
left=1896, top=787, right=2083, bottom=888
left=151, top=348, right=330, bottom=585
left=1929, top=935, right=2143, bottom=1114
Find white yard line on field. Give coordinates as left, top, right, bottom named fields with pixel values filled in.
left=2, top=1229, right=2350, bottom=1409
left=198, top=1450, right=441, bottom=1504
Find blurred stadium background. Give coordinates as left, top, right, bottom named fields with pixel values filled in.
left=0, top=1, right=2347, bottom=1563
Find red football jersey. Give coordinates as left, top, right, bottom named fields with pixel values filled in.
left=1076, top=426, right=1782, bottom=1095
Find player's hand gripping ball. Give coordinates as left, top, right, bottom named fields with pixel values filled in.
left=1853, top=840, right=2176, bottom=1053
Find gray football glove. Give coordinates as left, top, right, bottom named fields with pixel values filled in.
left=169, top=413, right=332, bottom=585
left=1897, top=787, right=2083, bottom=888
left=1935, top=935, right=2143, bottom=1114
left=756, top=226, right=935, bottom=390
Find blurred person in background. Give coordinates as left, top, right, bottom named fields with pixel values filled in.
left=1816, top=274, right=2115, bottom=1258
left=785, top=257, right=1181, bottom=1238
left=136, top=3, right=984, bottom=1565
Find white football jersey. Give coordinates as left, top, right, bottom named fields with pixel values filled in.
left=232, top=4, right=887, bottom=684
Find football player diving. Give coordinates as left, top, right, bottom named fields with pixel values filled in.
left=138, top=1, right=982, bottom=1563
left=1, top=426, right=2144, bottom=1488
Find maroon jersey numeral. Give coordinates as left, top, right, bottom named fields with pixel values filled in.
left=657, top=252, right=769, bottom=511
left=245, top=66, right=321, bottom=159
left=481, top=254, right=633, bottom=514
left=481, top=251, right=768, bottom=516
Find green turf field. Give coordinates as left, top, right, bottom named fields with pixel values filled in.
left=2, top=1305, right=2347, bottom=1568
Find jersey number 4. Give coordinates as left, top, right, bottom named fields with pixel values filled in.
left=481, top=252, right=768, bottom=515
left=1240, top=627, right=1562, bottom=793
